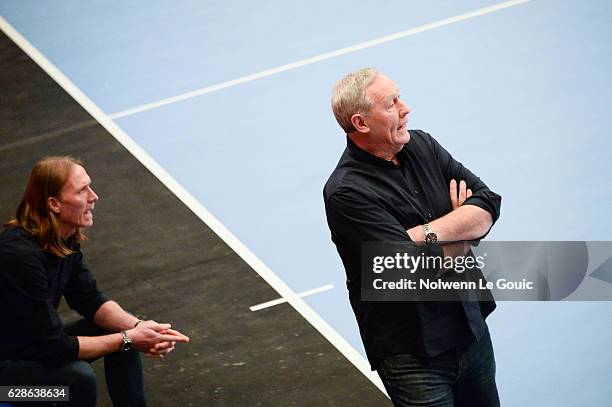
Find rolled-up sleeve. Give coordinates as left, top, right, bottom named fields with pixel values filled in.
left=426, top=132, right=502, bottom=224
left=64, top=249, right=108, bottom=320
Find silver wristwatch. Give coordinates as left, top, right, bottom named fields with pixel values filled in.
left=422, top=223, right=438, bottom=244
left=120, top=330, right=132, bottom=351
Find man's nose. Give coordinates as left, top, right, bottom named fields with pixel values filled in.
left=89, top=187, right=99, bottom=202
left=399, top=100, right=411, bottom=117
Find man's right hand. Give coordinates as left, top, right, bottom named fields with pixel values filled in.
left=126, top=320, right=189, bottom=355
left=442, top=179, right=473, bottom=263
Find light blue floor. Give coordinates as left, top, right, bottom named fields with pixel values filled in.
left=2, top=1, right=611, bottom=405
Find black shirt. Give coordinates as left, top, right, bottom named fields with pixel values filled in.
left=323, top=130, right=502, bottom=369
left=0, top=226, right=108, bottom=365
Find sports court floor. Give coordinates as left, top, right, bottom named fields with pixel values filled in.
left=1, top=1, right=611, bottom=405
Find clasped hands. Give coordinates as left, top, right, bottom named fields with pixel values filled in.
left=126, top=320, right=190, bottom=359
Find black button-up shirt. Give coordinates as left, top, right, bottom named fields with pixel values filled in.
left=0, top=226, right=108, bottom=365
left=323, top=130, right=501, bottom=369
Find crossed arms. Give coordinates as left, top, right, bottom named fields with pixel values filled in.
left=324, top=131, right=501, bottom=263
left=407, top=179, right=494, bottom=244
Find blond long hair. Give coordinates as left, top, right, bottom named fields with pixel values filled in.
left=5, top=156, right=86, bottom=257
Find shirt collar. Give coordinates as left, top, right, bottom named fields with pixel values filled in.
left=347, top=136, right=406, bottom=169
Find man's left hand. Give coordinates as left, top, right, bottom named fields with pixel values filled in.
left=144, top=328, right=190, bottom=359
left=450, top=179, right=472, bottom=210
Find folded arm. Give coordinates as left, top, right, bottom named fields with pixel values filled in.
left=408, top=132, right=501, bottom=243
left=408, top=203, right=493, bottom=242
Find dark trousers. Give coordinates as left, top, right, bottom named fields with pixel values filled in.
left=377, top=327, right=500, bottom=407
left=0, top=319, right=147, bottom=407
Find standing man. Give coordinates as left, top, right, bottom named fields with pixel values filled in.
left=324, top=68, right=502, bottom=406
left=0, top=156, right=190, bottom=406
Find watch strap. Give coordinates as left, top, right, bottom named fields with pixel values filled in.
left=422, top=223, right=438, bottom=244
left=120, top=330, right=132, bottom=351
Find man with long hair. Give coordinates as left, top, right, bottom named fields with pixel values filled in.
left=0, top=156, right=189, bottom=406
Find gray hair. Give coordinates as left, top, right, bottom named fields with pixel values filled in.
left=331, top=68, right=379, bottom=133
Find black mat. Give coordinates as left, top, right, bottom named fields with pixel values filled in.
left=0, top=30, right=391, bottom=406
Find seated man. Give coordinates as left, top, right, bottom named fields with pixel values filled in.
left=0, top=156, right=190, bottom=406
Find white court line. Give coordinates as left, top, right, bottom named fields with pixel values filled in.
left=0, top=0, right=530, bottom=396
left=0, top=15, right=387, bottom=395
left=250, top=284, right=334, bottom=312
left=109, top=0, right=531, bottom=119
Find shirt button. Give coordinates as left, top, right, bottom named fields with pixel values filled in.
left=428, top=212, right=433, bottom=219
left=414, top=189, right=419, bottom=194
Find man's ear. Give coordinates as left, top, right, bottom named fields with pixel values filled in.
left=350, top=113, right=369, bottom=133
left=48, top=197, right=61, bottom=214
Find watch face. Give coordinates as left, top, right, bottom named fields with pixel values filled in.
left=121, top=332, right=132, bottom=351
left=426, top=232, right=438, bottom=244
left=122, top=340, right=132, bottom=351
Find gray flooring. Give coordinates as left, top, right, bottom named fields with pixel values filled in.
left=0, top=31, right=390, bottom=406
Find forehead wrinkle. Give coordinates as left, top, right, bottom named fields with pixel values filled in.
left=367, top=76, right=399, bottom=104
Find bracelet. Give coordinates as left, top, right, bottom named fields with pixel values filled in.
left=134, top=319, right=143, bottom=328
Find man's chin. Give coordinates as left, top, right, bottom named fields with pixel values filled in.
left=403, top=132, right=411, bottom=144
left=397, top=131, right=410, bottom=145
left=80, top=221, right=94, bottom=229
